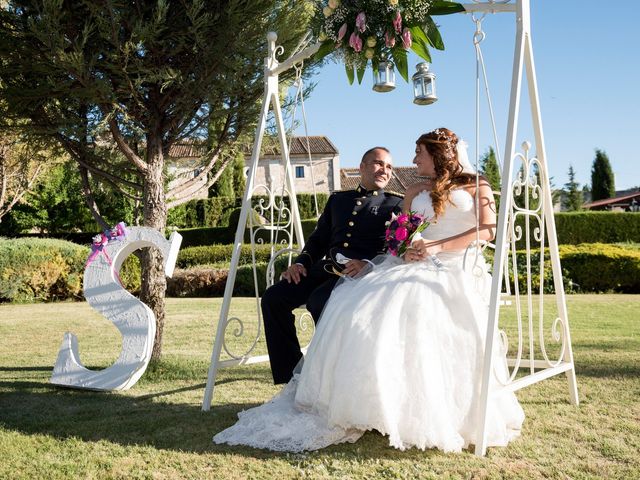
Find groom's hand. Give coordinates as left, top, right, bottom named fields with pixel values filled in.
left=342, top=259, right=366, bottom=277
left=282, top=263, right=307, bottom=284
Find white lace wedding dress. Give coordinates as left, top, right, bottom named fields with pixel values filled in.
left=214, top=189, right=524, bottom=452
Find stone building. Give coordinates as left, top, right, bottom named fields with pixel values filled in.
left=167, top=136, right=341, bottom=199
left=245, top=136, right=340, bottom=197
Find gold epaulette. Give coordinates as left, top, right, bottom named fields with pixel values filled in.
left=386, top=190, right=405, bottom=198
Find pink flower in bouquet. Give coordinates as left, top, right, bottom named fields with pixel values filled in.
left=385, top=211, right=430, bottom=257
left=402, top=28, right=412, bottom=49
left=393, top=11, right=402, bottom=34
left=337, top=23, right=348, bottom=41
left=349, top=32, right=363, bottom=52
left=385, top=30, right=396, bottom=48
left=355, top=12, right=367, bottom=33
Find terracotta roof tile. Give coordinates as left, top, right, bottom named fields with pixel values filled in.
left=339, top=166, right=422, bottom=194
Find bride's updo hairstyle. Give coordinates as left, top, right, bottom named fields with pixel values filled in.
left=416, top=127, right=475, bottom=218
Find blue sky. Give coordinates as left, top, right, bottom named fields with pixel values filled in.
left=295, top=0, right=639, bottom=191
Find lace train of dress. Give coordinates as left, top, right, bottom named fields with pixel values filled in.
left=214, top=189, right=524, bottom=452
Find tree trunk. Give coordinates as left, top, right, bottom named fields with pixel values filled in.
left=141, top=133, right=167, bottom=361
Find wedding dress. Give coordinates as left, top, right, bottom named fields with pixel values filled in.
left=214, top=189, right=524, bottom=452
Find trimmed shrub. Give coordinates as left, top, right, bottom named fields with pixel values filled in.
left=0, top=238, right=87, bottom=302
left=176, top=226, right=233, bottom=248
left=558, top=243, right=640, bottom=293
left=166, top=193, right=326, bottom=230
left=167, top=258, right=290, bottom=297
left=176, top=244, right=290, bottom=269
left=0, top=237, right=142, bottom=302
left=553, top=212, right=640, bottom=244
left=484, top=243, right=640, bottom=293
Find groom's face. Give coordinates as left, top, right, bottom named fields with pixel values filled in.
left=360, top=149, right=393, bottom=191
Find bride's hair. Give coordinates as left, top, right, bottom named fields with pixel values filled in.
left=416, top=127, right=475, bottom=218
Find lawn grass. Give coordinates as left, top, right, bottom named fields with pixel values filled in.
left=1, top=295, right=639, bottom=479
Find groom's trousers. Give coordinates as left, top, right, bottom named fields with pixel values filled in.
left=261, top=260, right=340, bottom=384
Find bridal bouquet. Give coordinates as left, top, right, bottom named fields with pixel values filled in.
left=385, top=212, right=429, bottom=257
left=312, top=0, right=464, bottom=84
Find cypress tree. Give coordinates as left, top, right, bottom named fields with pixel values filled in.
left=591, top=149, right=615, bottom=201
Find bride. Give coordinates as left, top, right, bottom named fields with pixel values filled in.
left=214, top=128, right=524, bottom=453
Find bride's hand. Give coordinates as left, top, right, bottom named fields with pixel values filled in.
left=407, top=239, right=441, bottom=262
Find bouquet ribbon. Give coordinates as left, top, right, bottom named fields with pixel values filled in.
left=85, top=222, right=128, bottom=285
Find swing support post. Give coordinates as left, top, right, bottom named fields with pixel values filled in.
left=473, top=0, right=579, bottom=456
left=202, top=32, right=316, bottom=411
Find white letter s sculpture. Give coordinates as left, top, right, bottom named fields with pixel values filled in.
left=50, top=226, right=182, bottom=391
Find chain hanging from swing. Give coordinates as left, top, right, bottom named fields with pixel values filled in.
left=463, top=8, right=509, bottom=292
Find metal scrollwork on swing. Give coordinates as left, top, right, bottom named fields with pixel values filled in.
left=495, top=141, right=570, bottom=384
left=222, top=316, right=257, bottom=360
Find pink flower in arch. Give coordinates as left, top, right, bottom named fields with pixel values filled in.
left=402, top=28, right=412, bottom=49
left=337, top=23, right=348, bottom=41
left=385, top=30, right=396, bottom=48
left=355, top=12, right=367, bottom=33
left=393, top=11, right=402, bottom=34
left=349, top=32, right=363, bottom=52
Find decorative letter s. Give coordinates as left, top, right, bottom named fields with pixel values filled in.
left=50, top=227, right=182, bottom=391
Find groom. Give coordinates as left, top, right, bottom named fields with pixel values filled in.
left=261, top=147, right=403, bottom=384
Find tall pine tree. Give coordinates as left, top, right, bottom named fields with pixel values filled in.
left=591, top=148, right=615, bottom=201
left=563, top=165, right=583, bottom=211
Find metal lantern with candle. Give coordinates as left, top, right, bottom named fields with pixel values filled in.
left=412, top=62, right=437, bottom=105
left=372, top=59, right=396, bottom=92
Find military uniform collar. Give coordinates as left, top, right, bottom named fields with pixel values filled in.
left=355, top=184, right=384, bottom=196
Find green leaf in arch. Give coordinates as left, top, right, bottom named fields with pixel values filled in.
left=429, top=1, right=466, bottom=16
left=424, top=16, right=445, bottom=50
left=409, top=26, right=432, bottom=62
left=391, top=47, right=408, bottom=82
left=410, top=39, right=432, bottom=63
left=356, top=61, right=367, bottom=84
left=314, top=40, right=336, bottom=62
left=409, top=25, right=430, bottom=46
left=345, top=63, right=355, bottom=85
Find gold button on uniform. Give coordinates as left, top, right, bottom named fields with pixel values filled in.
left=356, top=200, right=362, bottom=206
left=346, top=233, right=352, bottom=237
left=373, top=191, right=379, bottom=196
left=343, top=242, right=349, bottom=247
left=348, top=221, right=354, bottom=226
left=352, top=211, right=357, bottom=215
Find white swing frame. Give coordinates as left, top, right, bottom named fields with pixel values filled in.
left=202, top=0, right=579, bottom=457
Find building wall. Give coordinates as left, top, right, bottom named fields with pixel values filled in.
left=248, top=154, right=340, bottom=196
left=166, top=161, right=208, bottom=200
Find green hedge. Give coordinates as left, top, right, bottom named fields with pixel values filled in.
left=483, top=242, right=640, bottom=294
left=166, top=193, right=327, bottom=229
left=553, top=212, right=640, bottom=244
left=176, top=219, right=317, bottom=248
left=558, top=243, right=640, bottom=293
left=0, top=238, right=141, bottom=302
left=176, top=244, right=286, bottom=269
left=167, top=258, right=291, bottom=297
left=0, top=238, right=87, bottom=303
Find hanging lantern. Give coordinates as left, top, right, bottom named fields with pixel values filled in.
left=412, top=62, right=437, bottom=105
left=372, top=60, right=396, bottom=92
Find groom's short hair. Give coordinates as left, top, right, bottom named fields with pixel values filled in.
left=361, top=146, right=391, bottom=164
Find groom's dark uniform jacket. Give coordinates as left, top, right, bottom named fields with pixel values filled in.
left=294, top=186, right=404, bottom=271
left=262, top=185, right=403, bottom=384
